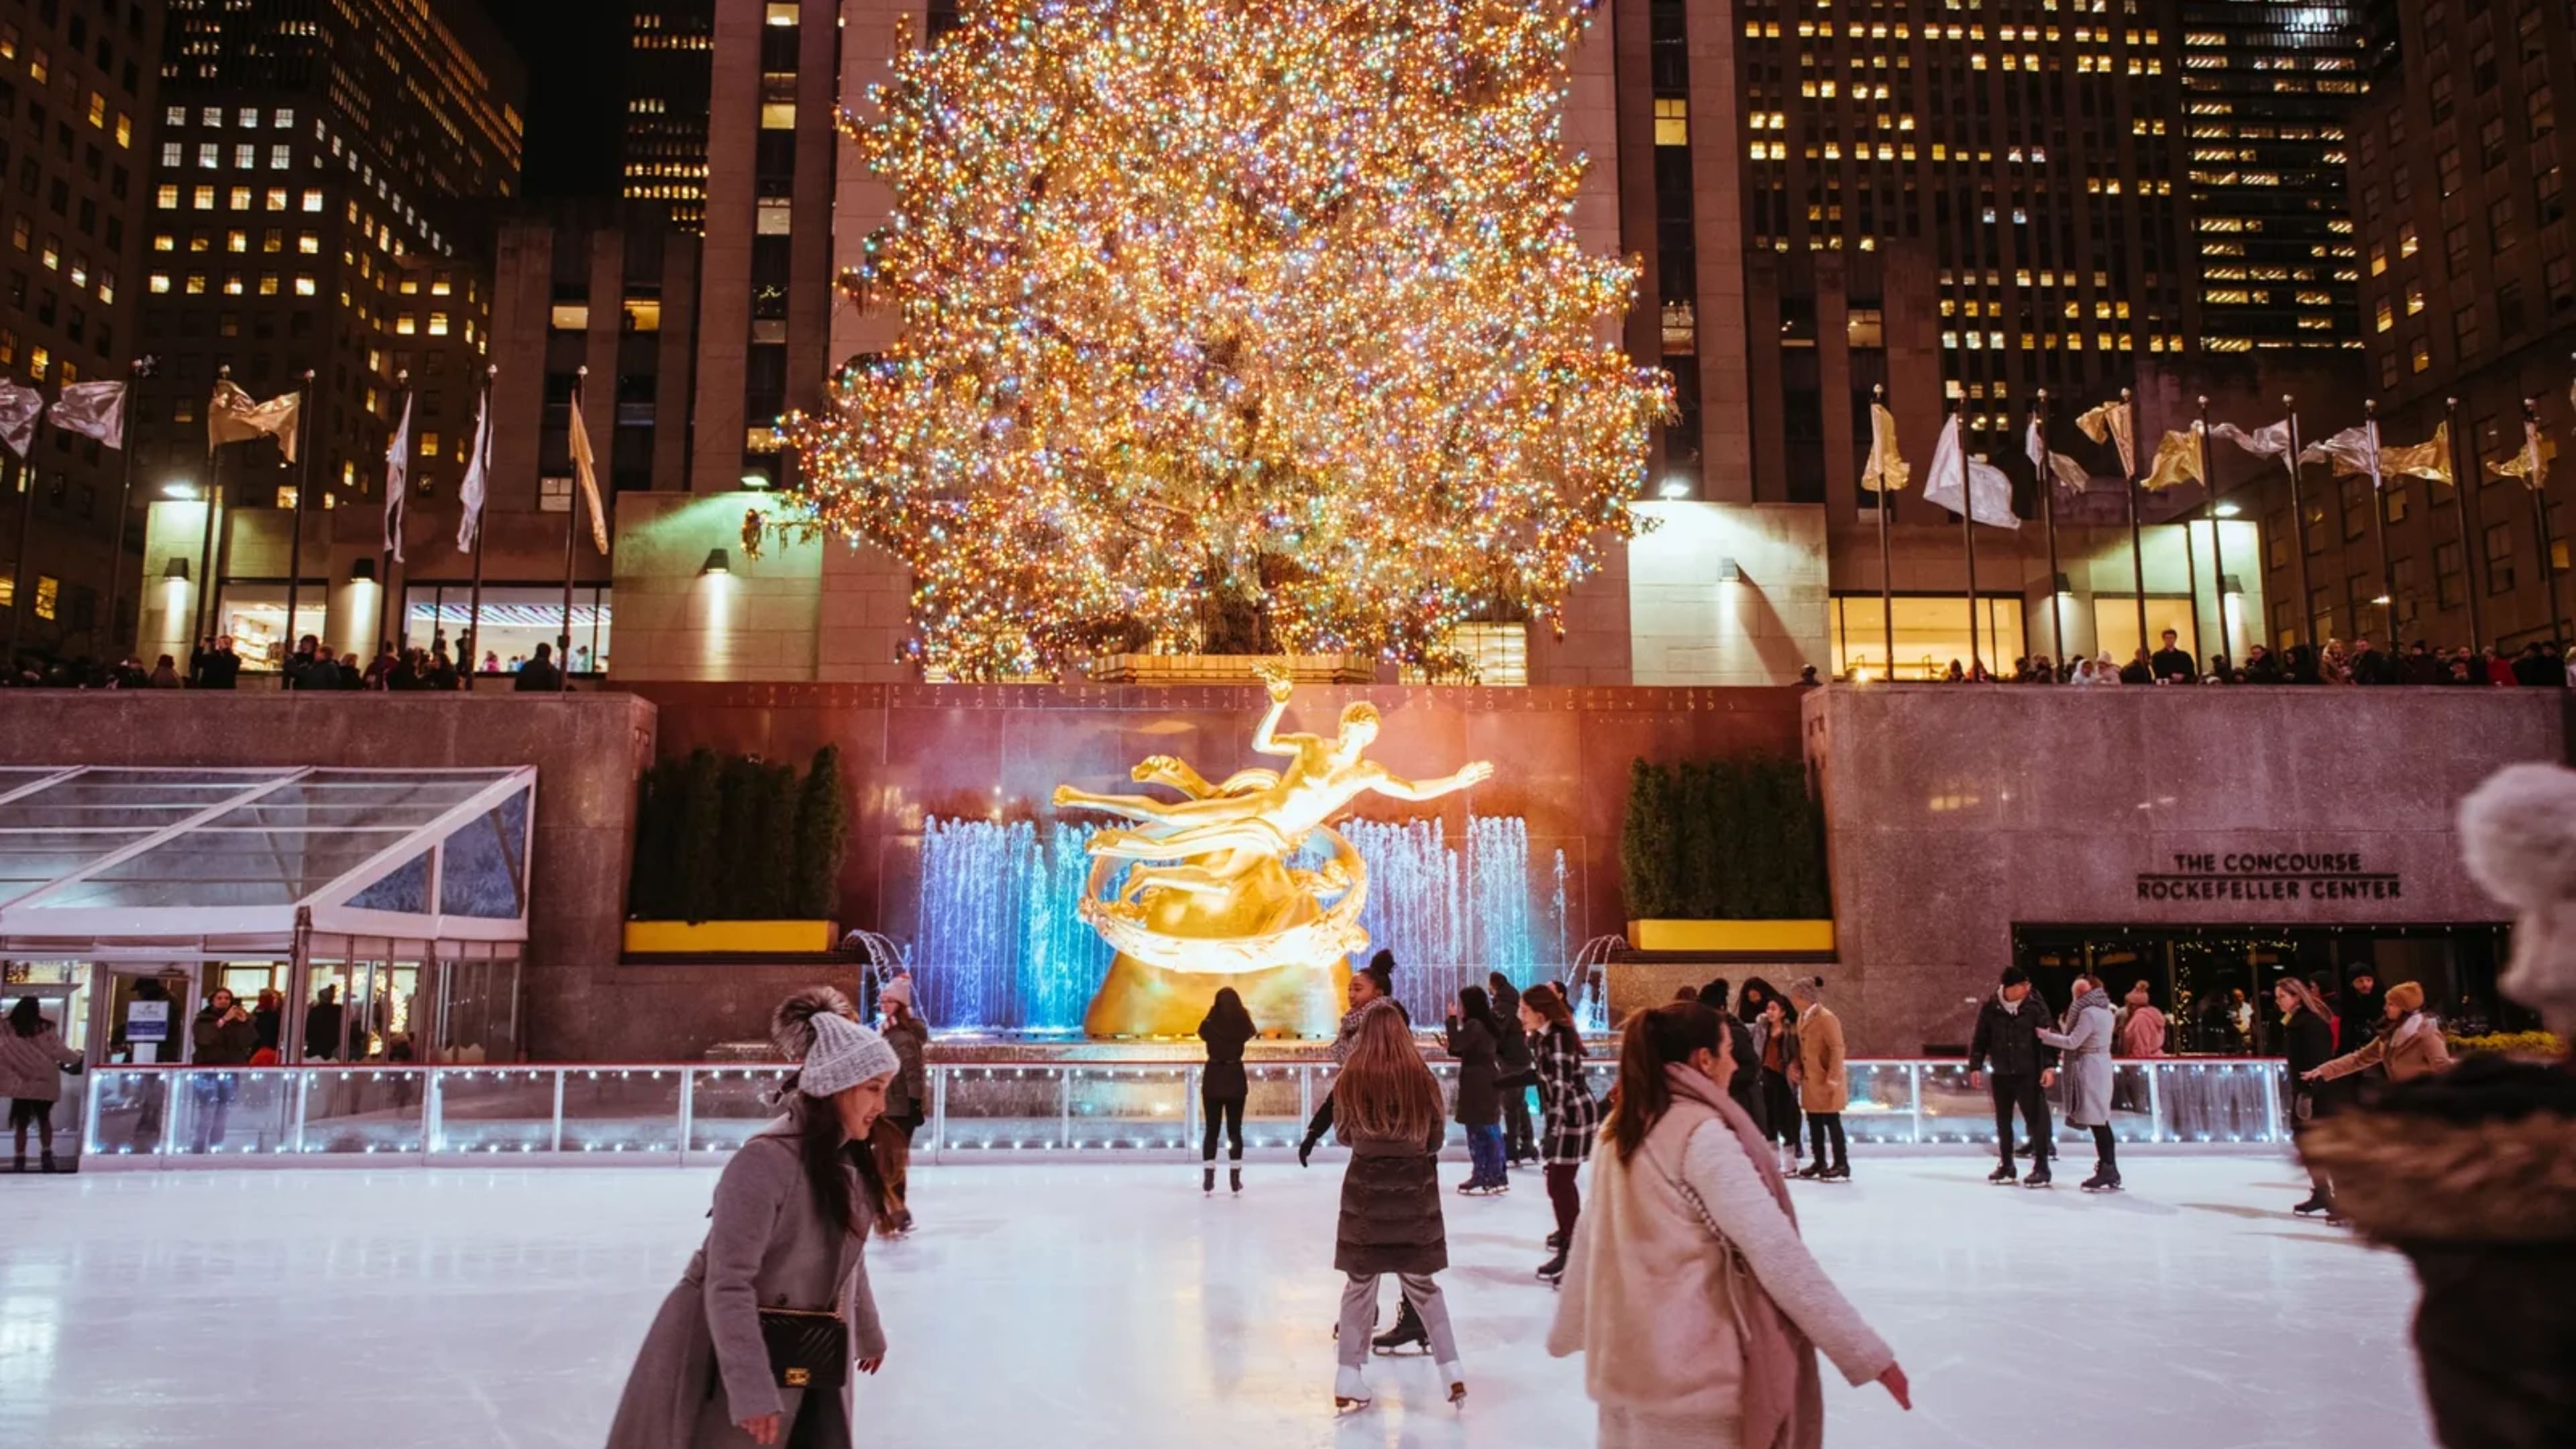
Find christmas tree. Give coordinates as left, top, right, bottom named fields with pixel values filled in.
left=794, top=0, right=1670, bottom=680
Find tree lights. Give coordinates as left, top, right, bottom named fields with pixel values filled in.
left=791, top=0, right=1670, bottom=680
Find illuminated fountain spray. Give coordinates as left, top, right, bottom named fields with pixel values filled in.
left=913, top=814, right=1570, bottom=1032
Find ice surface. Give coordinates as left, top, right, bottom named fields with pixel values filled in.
left=1, top=1155, right=2432, bottom=1448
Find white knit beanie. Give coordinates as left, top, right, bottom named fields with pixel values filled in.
left=801, top=1012, right=900, bottom=1097
left=2459, top=762, right=2576, bottom=1035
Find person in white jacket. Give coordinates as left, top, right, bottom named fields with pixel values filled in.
left=1549, top=1002, right=1909, bottom=1449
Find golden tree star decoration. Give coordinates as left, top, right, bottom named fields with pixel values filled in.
left=790, top=0, right=1671, bottom=680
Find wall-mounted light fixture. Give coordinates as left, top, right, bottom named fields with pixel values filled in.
left=739, top=473, right=769, bottom=491
left=2213, top=501, right=2243, bottom=519
left=163, top=557, right=191, bottom=582
left=350, top=558, right=376, bottom=583
left=1657, top=477, right=1692, bottom=500
left=701, top=549, right=731, bottom=576
left=1716, top=557, right=1745, bottom=584
left=163, top=480, right=199, bottom=500
left=2051, top=572, right=2074, bottom=594
left=2220, top=573, right=2245, bottom=596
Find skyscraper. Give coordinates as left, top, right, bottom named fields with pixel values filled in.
left=130, top=0, right=524, bottom=667
left=0, top=0, right=163, bottom=665
left=624, top=0, right=715, bottom=232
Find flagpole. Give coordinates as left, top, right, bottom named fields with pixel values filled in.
left=2035, top=390, right=2065, bottom=667
left=560, top=366, right=582, bottom=692
left=1874, top=382, right=1894, bottom=679
left=1955, top=401, right=1982, bottom=675
left=379, top=370, right=407, bottom=656
left=194, top=376, right=223, bottom=649
left=103, top=357, right=146, bottom=661
left=2530, top=395, right=2566, bottom=653
left=282, top=369, right=315, bottom=681
left=2123, top=388, right=2148, bottom=661
left=2367, top=402, right=2397, bottom=642
left=5, top=407, right=41, bottom=667
left=2199, top=395, right=2233, bottom=665
left=2446, top=395, right=2485, bottom=653
left=207, top=365, right=240, bottom=658
left=2284, top=396, right=2316, bottom=653
left=464, top=364, right=493, bottom=692
left=2176, top=398, right=2205, bottom=666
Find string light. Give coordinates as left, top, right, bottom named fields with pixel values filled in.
left=790, top=0, right=1671, bottom=680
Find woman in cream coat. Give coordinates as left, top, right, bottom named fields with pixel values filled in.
left=1550, top=1002, right=1908, bottom=1449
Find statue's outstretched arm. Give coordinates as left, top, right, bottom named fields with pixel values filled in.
left=1249, top=694, right=1308, bottom=757
left=1366, top=759, right=1497, bottom=802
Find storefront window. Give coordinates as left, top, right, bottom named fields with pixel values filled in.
left=2090, top=596, right=2199, bottom=665
left=213, top=584, right=328, bottom=671
left=401, top=584, right=611, bottom=676
left=1829, top=595, right=2027, bottom=679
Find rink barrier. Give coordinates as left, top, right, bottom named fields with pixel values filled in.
left=65, top=1057, right=2288, bottom=1167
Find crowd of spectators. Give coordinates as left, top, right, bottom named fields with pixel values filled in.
left=1941, top=629, right=2571, bottom=688
left=3, top=634, right=572, bottom=692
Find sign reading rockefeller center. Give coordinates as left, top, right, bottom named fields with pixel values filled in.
left=2135, top=850, right=2404, bottom=903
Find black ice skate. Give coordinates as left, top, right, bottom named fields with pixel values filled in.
left=1987, top=1163, right=2019, bottom=1185
left=2080, top=1167, right=2123, bottom=1193
left=1371, top=1298, right=1430, bottom=1355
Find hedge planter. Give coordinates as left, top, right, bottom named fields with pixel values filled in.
left=624, top=920, right=841, bottom=956
left=1626, top=920, right=1836, bottom=954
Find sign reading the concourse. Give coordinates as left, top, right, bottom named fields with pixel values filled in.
left=2135, top=850, right=2402, bottom=904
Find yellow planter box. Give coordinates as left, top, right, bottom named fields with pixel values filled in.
left=1627, top=919, right=1835, bottom=954
left=625, top=920, right=839, bottom=955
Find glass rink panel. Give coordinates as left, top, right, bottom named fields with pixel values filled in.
left=65, top=1057, right=2292, bottom=1166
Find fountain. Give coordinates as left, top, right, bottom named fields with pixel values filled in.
left=912, top=813, right=1571, bottom=1033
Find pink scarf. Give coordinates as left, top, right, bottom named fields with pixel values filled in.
left=1659, top=1064, right=1823, bottom=1449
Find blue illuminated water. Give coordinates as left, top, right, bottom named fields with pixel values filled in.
left=912, top=814, right=1571, bottom=1033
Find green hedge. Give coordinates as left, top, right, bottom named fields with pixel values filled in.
left=1620, top=754, right=1829, bottom=921
left=629, top=746, right=851, bottom=924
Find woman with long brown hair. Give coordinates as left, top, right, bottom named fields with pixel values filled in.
left=1330, top=1000, right=1465, bottom=1411
left=607, top=988, right=900, bottom=1448
left=1550, top=1002, right=1908, bottom=1448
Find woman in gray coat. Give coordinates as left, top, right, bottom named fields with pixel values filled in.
left=2037, top=974, right=2121, bottom=1193
left=607, top=991, right=900, bottom=1448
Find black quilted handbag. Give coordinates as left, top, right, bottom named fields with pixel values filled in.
left=757, top=1307, right=849, bottom=1391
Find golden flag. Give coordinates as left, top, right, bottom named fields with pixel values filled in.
left=207, top=380, right=301, bottom=462
left=1860, top=402, right=1909, bottom=492
left=2074, top=398, right=2136, bottom=478
left=2487, top=419, right=2552, bottom=491
left=2379, top=421, right=2452, bottom=486
left=569, top=398, right=609, bottom=553
left=2140, top=427, right=2206, bottom=492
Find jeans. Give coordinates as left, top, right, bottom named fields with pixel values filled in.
left=1336, top=1273, right=1458, bottom=1368
left=189, top=1074, right=237, bottom=1154
left=1465, top=1123, right=1507, bottom=1185
left=1989, top=1071, right=2053, bottom=1167
left=1498, top=1075, right=1537, bottom=1160
left=1200, top=1088, right=1244, bottom=1164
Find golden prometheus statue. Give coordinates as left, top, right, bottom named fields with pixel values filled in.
left=1052, top=665, right=1495, bottom=1037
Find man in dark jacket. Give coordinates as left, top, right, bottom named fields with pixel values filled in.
left=1697, top=979, right=1768, bottom=1136
left=1487, top=972, right=1538, bottom=1163
left=1968, top=966, right=2061, bottom=1186
left=2348, top=636, right=2396, bottom=685
left=513, top=642, right=564, bottom=692
left=2149, top=629, right=2196, bottom=685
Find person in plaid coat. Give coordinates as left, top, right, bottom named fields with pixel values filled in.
left=1519, top=981, right=1601, bottom=1284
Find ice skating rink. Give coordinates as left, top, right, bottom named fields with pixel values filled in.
left=3, top=1154, right=2430, bottom=1449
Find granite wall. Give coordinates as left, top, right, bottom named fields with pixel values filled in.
left=1804, top=684, right=2571, bottom=1053
left=0, top=692, right=655, bottom=1061
left=633, top=680, right=1811, bottom=963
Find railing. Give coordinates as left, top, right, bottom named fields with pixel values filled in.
left=67, top=1057, right=2287, bottom=1167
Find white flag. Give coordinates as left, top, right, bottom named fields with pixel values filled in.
left=2210, top=419, right=2294, bottom=474
left=2074, top=398, right=2137, bottom=480
left=1925, top=416, right=2021, bottom=529
left=384, top=393, right=412, bottom=564
left=48, top=380, right=127, bottom=446
left=2025, top=416, right=2091, bottom=494
left=0, top=381, right=39, bottom=459
left=454, top=389, right=492, bottom=553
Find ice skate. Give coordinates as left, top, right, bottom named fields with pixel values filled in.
left=1986, top=1163, right=2019, bottom=1185
left=2023, top=1162, right=2053, bottom=1189
left=2293, top=1190, right=2334, bottom=1216
left=1820, top=1163, right=1851, bottom=1182
left=1371, top=1297, right=1430, bottom=1355
left=1202, top=1167, right=1215, bottom=1195
left=1440, top=1361, right=1466, bottom=1406
left=1334, top=1365, right=1373, bottom=1411
left=1536, top=1247, right=1568, bottom=1284
left=1228, top=1166, right=1242, bottom=1194
left=2080, top=1167, right=2123, bottom=1193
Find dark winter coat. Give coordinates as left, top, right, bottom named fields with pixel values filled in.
left=1529, top=1022, right=1601, bottom=1166
left=1442, top=1015, right=1501, bottom=1127
left=2283, top=1006, right=2339, bottom=1126
left=880, top=1014, right=929, bottom=1122
left=191, top=1008, right=256, bottom=1066
left=1492, top=982, right=1534, bottom=1079
left=1197, top=1005, right=1253, bottom=1099
left=1334, top=1113, right=1450, bottom=1277
left=1719, top=1014, right=1766, bottom=1131
left=1968, top=992, right=2061, bottom=1079
left=2298, top=1056, right=2576, bottom=1449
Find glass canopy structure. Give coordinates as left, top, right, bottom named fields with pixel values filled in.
left=0, top=767, right=534, bottom=1071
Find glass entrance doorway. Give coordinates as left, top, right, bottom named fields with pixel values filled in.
left=2014, top=923, right=2524, bottom=1054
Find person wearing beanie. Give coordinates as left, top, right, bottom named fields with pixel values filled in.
left=2291, top=763, right=2576, bottom=1449
left=2116, top=982, right=2168, bottom=1059
left=2304, top=980, right=2454, bottom=1087
left=1968, top=966, right=2061, bottom=1187
left=1786, top=977, right=1850, bottom=1181
left=872, top=976, right=931, bottom=1235
left=607, top=990, right=899, bottom=1449
left=1297, top=952, right=1411, bottom=1168
left=2036, top=973, right=2123, bottom=1192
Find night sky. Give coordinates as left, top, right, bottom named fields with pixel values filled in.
left=475, top=0, right=629, bottom=200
